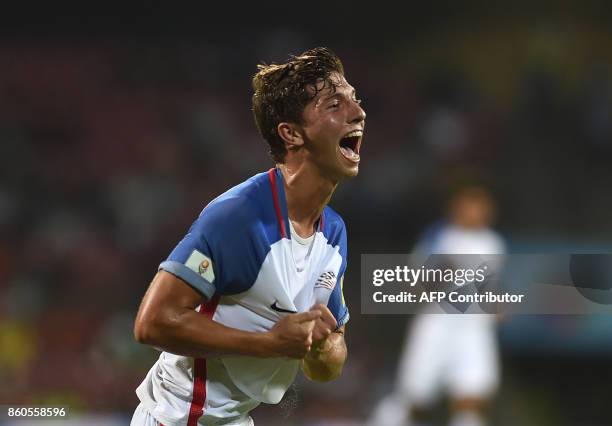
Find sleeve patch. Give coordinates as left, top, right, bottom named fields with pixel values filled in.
left=185, top=249, right=215, bottom=284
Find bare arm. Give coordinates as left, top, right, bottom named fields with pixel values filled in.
left=134, top=270, right=320, bottom=359
left=301, top=304, right=347, bottom=382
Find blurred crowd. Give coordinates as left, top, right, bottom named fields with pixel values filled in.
left=1, top=15, right=612, bottom=425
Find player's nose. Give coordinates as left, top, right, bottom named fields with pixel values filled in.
left=349, top=100, right=366, bottom=124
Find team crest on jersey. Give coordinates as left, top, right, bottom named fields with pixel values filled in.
left=315, top=271, right=337, bottom=290
left=185, top=249, right=215, bottom=283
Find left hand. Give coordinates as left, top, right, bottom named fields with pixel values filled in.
left=309, top=304, right=337, bottom=344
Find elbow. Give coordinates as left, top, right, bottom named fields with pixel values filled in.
left=134, top=316, right=156, bottom=345
left=134, top=310, right=171, bottom=346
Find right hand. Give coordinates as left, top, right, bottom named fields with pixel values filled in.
left=309, top=304, right=337, bottom=344
left=267, top=310, right=321, bottom=359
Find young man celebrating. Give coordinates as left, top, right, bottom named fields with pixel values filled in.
left=131, top=47, right=365, bottom=426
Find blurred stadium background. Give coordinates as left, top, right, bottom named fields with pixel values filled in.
left=1, top=2, right=612, bottom=425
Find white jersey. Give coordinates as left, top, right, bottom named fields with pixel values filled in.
left=134, top=169, right=349, bottom=426
left=397, top=223, right=506, bottom=404
left=427, top=223, right=505, bottom=257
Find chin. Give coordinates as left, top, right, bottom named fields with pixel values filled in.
left=346, top=166, right=359, bottom=177
left=339, top=165, right=359, bottom=179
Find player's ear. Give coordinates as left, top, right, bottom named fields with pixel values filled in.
left=277, top=122, right=304, bottom=151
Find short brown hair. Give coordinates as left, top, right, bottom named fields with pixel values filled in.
left=252, top=47, right=344, bottom=163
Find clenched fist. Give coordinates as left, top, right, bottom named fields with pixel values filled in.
left=309, top=304, right=337, bottom=344
left=267, top=310, right=321, bottom=359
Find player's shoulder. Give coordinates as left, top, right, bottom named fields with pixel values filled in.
left=191, top=171, right=273, bottom=237
left=204, top=171, right=271, bottom=217
left=421, top=221, right=448, bottom=240
left=322, top=205, right=346, bottom=228
left=321, top=205, right=347, bottom=245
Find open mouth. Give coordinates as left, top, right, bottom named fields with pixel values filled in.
left=339, top=130, right=363, bottom=163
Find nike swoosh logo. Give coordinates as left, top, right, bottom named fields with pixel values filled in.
left=270, top=301, right=298, bottom=314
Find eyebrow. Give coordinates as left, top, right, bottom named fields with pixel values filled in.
left=322, top=87, right=357, bottom=101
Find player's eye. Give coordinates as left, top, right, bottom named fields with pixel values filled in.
left=328, top=100, right=340, bottom=109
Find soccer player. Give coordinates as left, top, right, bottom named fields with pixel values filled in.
left=369, top=186, right=504, bottom=426
left=130, top=47, right=365, bottom=426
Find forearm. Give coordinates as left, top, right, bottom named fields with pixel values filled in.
left=134, top=270, right=283, bottom=358
left=135, top=271, right=319, bottom=360
left=135, top=305, right=276, bottom=358
left=301, top=330, right=347, bottom=382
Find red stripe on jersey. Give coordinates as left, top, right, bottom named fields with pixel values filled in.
left=186, top=294, right=220, bottom=426
left=319, top=211, right=324, bottom=232
left=268, top=168, right=287, bottom=238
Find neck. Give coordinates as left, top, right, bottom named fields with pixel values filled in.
left=278, top=162, right=337, bottom=237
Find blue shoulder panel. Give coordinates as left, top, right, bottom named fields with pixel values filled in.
left=160, top=171, right=282, bottom=298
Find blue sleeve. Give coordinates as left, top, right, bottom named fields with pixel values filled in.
left=159, top=196, right=268, bottom=299
left=159, top=219, right=217, bottom=299
left=327, top=222, right=349, bottom=329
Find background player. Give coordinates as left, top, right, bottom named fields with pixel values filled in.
left=130, top=47, right=365, bottom=426
left=370, top=185, right=505, bottom=426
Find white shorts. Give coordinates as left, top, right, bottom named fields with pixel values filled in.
left=396, top=314, right=499, bottom=406
left=130, top=403, right=254, bottom=426
left=131, top=403, right=164, bottom=426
